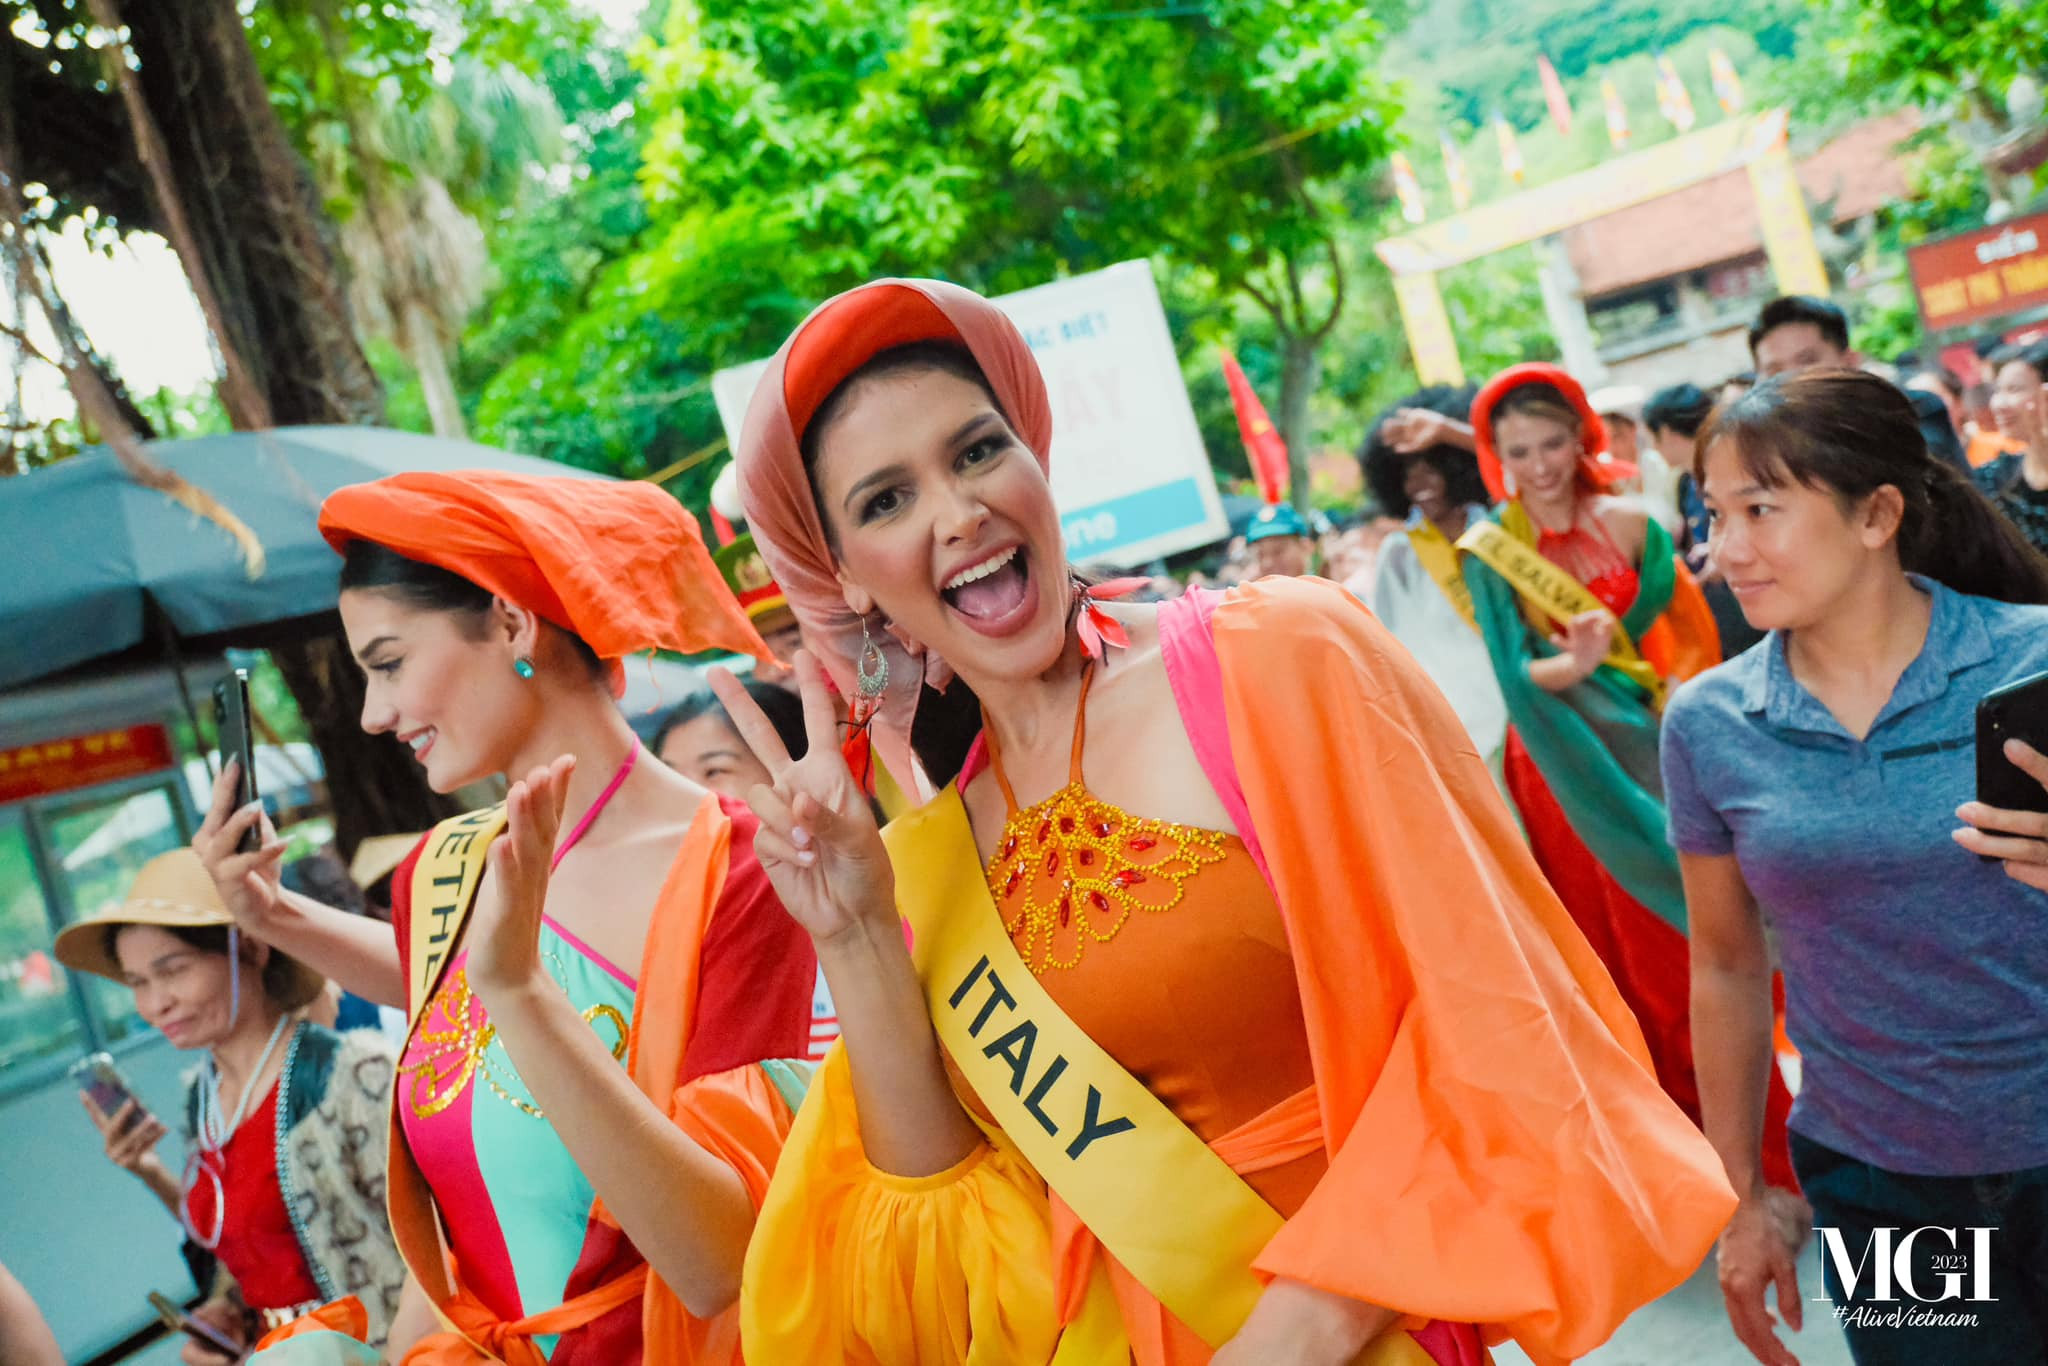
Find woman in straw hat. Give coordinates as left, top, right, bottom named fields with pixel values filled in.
left=703, top=278, right=1737, bottom=1365
left=56, top=849, right=406, bottom=1359
left=192, top=471, right=819, bottom=1364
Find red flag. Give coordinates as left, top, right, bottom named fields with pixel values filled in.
left=1538, top=55, right=1574, bottom=135
left=1218, top=347, right=1290, bottom=505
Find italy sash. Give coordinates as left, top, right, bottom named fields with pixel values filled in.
left=883, top=788, right=1284, bottom=1349
left=1455, top=515, right=1665, bottom=708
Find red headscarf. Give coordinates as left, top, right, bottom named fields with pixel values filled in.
left=735, top=279, right=1053, bottom=789
left=1470, top=362, right=1635, bottom=503
left=319, top=470, right=773, bottom=696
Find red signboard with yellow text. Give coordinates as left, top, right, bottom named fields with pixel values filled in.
left=1907, top=211, right=2048, bottom=334
left=0, top=725, right=176, bottom=804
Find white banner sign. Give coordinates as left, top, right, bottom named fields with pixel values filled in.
left=710, top=260, right=1229, bottom=567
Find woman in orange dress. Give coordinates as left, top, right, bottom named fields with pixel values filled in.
left=702, top=279, right=1737, bottom=1365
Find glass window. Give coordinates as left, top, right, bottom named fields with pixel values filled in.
left=43, top=784, right=188, bottom=1048
left=0, top=814, right=79, bottom=1073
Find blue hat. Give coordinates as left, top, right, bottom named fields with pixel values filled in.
left=1244, top=502, right=1312, bottom=543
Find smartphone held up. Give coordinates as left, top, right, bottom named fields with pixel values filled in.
left=68, top=1051, right=141, bottom=1130
left=1977, top=669, right=2048, bottom=815
left=212, top=669, right=262, bottom=853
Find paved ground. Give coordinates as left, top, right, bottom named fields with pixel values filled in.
left=1493, top=1241, right=1855, bottom=1366
left=109, top=1235, right=1856, bottom=1365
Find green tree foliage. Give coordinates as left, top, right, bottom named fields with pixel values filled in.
left=250, top=1, right=571, bottom=438
left=465, top=0, right=1405, bottom=509
left=1389, top=2, right=1812, bottom=217
left=1400, top=0, right=1807, bottom=134
left=1822, top=0, right=2048, bottom=120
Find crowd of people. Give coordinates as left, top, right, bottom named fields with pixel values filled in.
left=52, top=283, right=2048, bottom=1366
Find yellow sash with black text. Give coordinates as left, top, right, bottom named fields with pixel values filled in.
left=1455, top=509, right=1665, bottom=708
left=1406, top=519, right=1478, bottom=633
left=885, top=788, right=1282, bottom=1356
left=406, top=804, right=509, bottom=1025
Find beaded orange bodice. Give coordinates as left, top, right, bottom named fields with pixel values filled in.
left=982, top=664, right=1229, bottom=974
left=975, top=663, right=1324, bottom=1214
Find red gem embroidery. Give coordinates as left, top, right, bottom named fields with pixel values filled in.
left=983, top=785, right=1224, bottom=973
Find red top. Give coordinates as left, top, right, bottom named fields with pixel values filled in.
left=183, top=1083, right=324, bottom=1312
left=1536, top=520, right=1641, bottom=618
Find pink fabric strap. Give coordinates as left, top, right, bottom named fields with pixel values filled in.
left=551, top=742, right=640, bottom=871
left=1156, top=589, right=1271, bottom=885
left=957, top=733, right=991, bottom=790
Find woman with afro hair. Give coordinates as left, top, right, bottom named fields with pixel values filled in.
left=1364, top=387, right=1509, bottom=769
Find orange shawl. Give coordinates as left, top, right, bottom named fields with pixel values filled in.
left=1208, top=577, right=1734, bottom=1362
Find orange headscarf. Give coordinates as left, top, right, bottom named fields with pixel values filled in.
left=319, top=470, right=772, bottom=696
left=1471, top=362, right=1636, bottom=503
left=735, top=279, right=1054, bottom=789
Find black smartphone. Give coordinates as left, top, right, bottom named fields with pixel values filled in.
left=212, top=668, right=261, bottom=852
left=1976, top=669, right=2048, bottom=813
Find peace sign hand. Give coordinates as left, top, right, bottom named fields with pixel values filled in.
left=708, top=653, right=896, bottom=946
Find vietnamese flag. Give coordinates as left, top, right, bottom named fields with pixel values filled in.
left=1218, top=347, right=1290, bottom=506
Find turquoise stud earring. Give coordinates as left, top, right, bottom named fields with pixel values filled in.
left=513, top=657, right=536, bottom=680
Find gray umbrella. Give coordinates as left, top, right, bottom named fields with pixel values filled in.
left=0, top=426, right=602, bottom=690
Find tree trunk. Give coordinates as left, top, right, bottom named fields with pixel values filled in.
left=86, top=0, right=273, bottom=431
left=1277, top=330, right=1318, bottom=517
left=119, top=0, right=455, bottom=856
left=403, top=299, right=469, bottom=440
left=123, top=1, right=383, bottom=429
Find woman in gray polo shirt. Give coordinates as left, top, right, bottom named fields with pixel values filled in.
left=1662, top=370, right=2048, bottom=1366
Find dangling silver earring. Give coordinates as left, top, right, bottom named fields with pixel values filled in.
left=841, top=617, right=890, bottom=797
left=855, top=617, right=889, bottom=701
